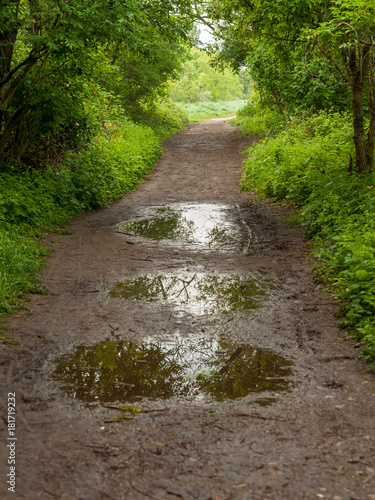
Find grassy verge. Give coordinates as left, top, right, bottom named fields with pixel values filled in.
left=0, top=100, right=187, bottom=326
left=176, top=100, right=246, bottom=123
left=239, top=106, right=375, bottom=367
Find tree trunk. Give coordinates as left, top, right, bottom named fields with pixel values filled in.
left=366, top=86, right=375, bottom=172
left=352, top=87, right=367, bottom=173
left=349, top=48, right=367, bottom=173
left=0, top=105, right=31, bottom=162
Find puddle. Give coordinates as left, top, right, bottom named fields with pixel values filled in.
left=117, top=204, right=250, bottom=251
left=108, top=274, right=268, bottom=315
left=52, top=337, right=294, bottom=404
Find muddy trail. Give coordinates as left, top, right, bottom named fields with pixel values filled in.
left=1, top=119, right=375, bottom=500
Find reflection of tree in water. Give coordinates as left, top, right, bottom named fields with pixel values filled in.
left=207, top=226, right=232, bottom=246
left=194, top=275, right=267, bottom=312
left=197, top=339, right=294, bottom=402
left=109, top=274, right=267, bottom=313
left=53, top=340, right=189, bottom=402
left=52, top=338, right=294, bottom=403
left=120, top=209, right=194, bottom=241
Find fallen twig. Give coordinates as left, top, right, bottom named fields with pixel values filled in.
left=232, top=412, right=289, bottom=422
left=129, top=481, right=159, bottom=500
left=103, top=404, right=169, bottom=413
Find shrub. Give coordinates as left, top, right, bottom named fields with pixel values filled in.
left=240, top=108, right=375, bottom=367
left=0, top=100, right=187, bottom=319
left=69, top=120, right=161, bottom=209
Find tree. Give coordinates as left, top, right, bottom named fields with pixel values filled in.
left=168, top=47, right=246, bottom=102
left=204, top=0, right=375, bottom=173
left=306, top=1, right=375, bottom=172
left=0, top=0, right=193, bottom=163
left=95, top=37, right=189, bottom=119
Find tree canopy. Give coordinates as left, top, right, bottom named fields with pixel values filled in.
left=0, top=0, right=194, bottom=163
left=168, top=47, right=248, bottom=103
left=201, top=0, right=375, bottom=173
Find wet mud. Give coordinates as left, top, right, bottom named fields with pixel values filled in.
left=0, top=119, right=375, bottom=500
left=117, top=203, right=251, bottom=252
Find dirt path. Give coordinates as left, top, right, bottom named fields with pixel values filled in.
left=1, top=119, right=375, bottom=500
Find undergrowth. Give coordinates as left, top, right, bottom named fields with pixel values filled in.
left=232, top=100, right=287, bottom=136
left=0, top=99, right=187, bottom=323
left=240, top=105, right=375, bottom=367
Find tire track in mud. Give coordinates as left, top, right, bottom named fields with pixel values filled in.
left=1, top=119, right=375, bottom=500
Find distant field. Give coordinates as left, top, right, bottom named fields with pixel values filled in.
left=175, top=100, right=247, bottom=123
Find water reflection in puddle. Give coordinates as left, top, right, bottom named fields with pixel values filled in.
left=118, top=204, right=250, bottom=251
left=52, top=337, right=294, bottom=404
left=108, top=274, right=268, bottom=315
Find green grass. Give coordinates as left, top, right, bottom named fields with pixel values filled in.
left=175, top=100, right=247, bottom=123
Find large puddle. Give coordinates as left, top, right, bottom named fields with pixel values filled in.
left=117, top=204, right=251, bottom=252
left=51, top=204, right=292, bottom=407
left=108, top=274, right=268, bottom=315
left=52, top=337, right=294, bottom=404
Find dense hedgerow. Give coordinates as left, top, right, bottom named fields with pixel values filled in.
left=0, top=101, right=187, bottom=319
left=240, top=107, right=375, bottom=366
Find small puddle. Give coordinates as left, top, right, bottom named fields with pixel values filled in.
left=118, top=204, right=250, bottom=251
left=52, top=337, right=294, bottom=404
left=108, top=274, right=268, bottom=315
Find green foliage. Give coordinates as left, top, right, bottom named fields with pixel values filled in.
left=178, top=100, right=246, bottom=123
left=100, top=40, right=189, bottom=115
left=127, top=99, right=188, bottom=142
left=241, top=110, right=353, bottom=204
left=233, top=99, right=287, bottom=136
left=0, top=0, right=193, bottom=162
left=244, top=43, right=350, bottom=114
left=169, top=48, right=248, bottom=103
left=241, top=108, right=375, bottom=366
left=0, top=99, right=186, bottom=316
left=69, top=120, right=161, bottom=209
left=316, top=211, right=375, bottom=363
left=0, top=229, right=48, bottom=314
left=204, top=0, right=375, bottom=172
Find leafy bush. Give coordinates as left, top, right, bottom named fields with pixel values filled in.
left=130, top=98, right=188, bottom=142
left=241, top=109, right=375, bottom=367
left=0, top=100, right=187, bottom=318
left=0, top=230, right=48, bottom=314
left=233, top=99, right=287, bottom=136
left=69, top=120, right=161, bottom=209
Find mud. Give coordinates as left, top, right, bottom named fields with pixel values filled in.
left=1, top=119, right=375, bottom=500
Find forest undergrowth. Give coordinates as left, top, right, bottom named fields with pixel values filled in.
left=235, top=104, right=375, bottom=366
left=0, top=99, right=187, bottom=335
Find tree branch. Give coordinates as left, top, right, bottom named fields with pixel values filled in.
left=0, top=60, right=37, bottom=110
left=316, top=41, right=348, bottom=82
